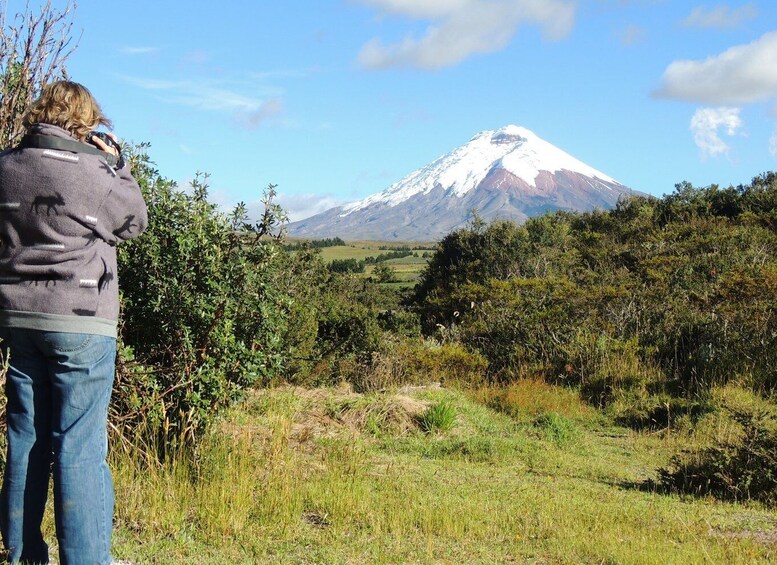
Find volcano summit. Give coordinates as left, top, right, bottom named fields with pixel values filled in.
left=289, top=125, right=639, bottom=241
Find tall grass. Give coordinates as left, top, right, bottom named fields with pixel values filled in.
left=112, top=392, right=305, bottom=543
left=417, top=400, right=456, bottom=433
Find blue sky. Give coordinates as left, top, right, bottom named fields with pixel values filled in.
left=25, top=0, right=777, bottom=220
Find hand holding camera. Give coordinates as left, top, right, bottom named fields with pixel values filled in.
left=88, top=131, right=124, bottom=169
left=88, top=131, right=121, bottom=157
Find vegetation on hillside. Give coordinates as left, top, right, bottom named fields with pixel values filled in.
left=111, top=149, right=777, bottom=503
left=416, top=177, right=777, bottom=398
left=412, top=175, right=777, bottom=502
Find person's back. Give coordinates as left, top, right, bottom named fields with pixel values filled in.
left=0, top=122, right=146, bottom=328
left=0, top=81, right=147, bottom=565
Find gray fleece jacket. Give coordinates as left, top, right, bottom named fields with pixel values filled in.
left=0, top=123, right=148, bottom=337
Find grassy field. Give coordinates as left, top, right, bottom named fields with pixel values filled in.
left=299, top=239, right=438, bottom=286
left=107, top=382, right=777, bottom=564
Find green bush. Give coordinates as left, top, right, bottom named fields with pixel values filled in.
left=282, top=269, right=408, bottom=388
left=341, top=337, right=487, bottom=393
left=377, top=309, right=421, bottom=338
left=414, top=173, right=777, bottom=400
left=609, top=393, right=710, bottom=431
left=329, top=258, right=365, bottom=273
left=415, top=342, right=488, bottom=386
left=450, top=277, right=585, bottom=378
left=115, top=146, right=290, bottom=449
left=372, top=263, right=396, bottom=283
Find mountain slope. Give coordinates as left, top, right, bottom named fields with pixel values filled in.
left=289, top=125, right=639, bottom=241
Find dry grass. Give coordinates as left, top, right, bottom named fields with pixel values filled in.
left=468, top=377, right=597, bottom=422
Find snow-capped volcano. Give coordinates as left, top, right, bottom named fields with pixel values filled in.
left=289, top=126, right=639, bottom=241
left=341, top=125, right=618, bottom=215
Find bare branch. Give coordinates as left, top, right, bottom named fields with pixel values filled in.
left=0, top=0, right=79, bottom=149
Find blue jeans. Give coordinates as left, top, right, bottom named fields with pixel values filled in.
left=0, top=328, right=116, bottom=565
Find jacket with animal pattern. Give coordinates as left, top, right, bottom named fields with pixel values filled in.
left=0, top=123, right=148, bottom=337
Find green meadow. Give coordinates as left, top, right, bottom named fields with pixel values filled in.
left=106, top=383, right=777, bottom=564
left=292, top=239, right=438, bottom=286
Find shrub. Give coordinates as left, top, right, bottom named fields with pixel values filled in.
left=414, top=173, right=777, bottom=400
left=346, top=339, right=488, bottom=393
left=417, top=342, right=488, bottom=386
left=377, top=309, right=421, bottom=338
left=282, top=270, right=403, bottom=388
left=658, top=403, right=777, bottom=504
left=372, top=263, right=396, bottom=283
left=470, top=379, right=595, bottom=422
left=559, top=330, right=664, bottom=408
left=609, top=392, right=710, bottom=431
left=115, top=147, right=290, bottom=450
left=451, top=277, right=585, bottom=378
left=329, top=258, right=365, bottom=273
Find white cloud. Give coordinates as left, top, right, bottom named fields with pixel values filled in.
left=618, top=24, right=646, bottom=46
left=235, top=98, right=284, bottom=129
left=690, top=107, right=742, bottom=159
left=120, top=46, right=159, bottom=55
left=357, top=0, right=473, bottom=18
left=656, top=30, right=777, bottom=104
left=118, top=75, right=283, bottom=122
left=354, top=0, right=576, bottom=70
left=264, top=193, right=348, bottom=222
left=171, top=86, right=263, bottom=112
left=682, top=3, right=757, bottom=29
left=770, top=128, right=777, bottom=157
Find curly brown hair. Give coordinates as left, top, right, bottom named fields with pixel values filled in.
left=22, top=81, right=112, bottom=141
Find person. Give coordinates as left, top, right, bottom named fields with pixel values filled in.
left=0, top=81, right=148, bottom=564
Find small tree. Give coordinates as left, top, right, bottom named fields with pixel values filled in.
left=0, top=0, right=78, bottom=149
left=373, top=263, right=396, bottom=283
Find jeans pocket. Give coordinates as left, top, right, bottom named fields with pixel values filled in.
left=41, top=333, right=116, bottom=411
left=43, top=332, right=93, bottom=353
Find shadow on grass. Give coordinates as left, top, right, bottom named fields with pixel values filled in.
left=613, top=399, right=712, bottom=432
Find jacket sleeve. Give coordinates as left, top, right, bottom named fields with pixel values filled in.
left=95, top=162, right=149, bottom=242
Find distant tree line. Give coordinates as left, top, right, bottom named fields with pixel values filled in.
left=285, top=237, right=346, bottom=250
left=378, top=244, right=434, bottom=251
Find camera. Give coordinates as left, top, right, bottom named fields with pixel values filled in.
left=87, top=131, right=122, bottom=154
left=87, top=131, right=124, bottom=169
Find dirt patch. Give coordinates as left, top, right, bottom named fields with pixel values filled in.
left=710, top=527, right=777, bottom=545
left=708, top=512, right=777, bottom=545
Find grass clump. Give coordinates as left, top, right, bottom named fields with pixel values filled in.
left=534, top=412, right=580, bottom=445
left=323, top=389, right=430, bottom=436
left=417, top=400, right=457, bottom=433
